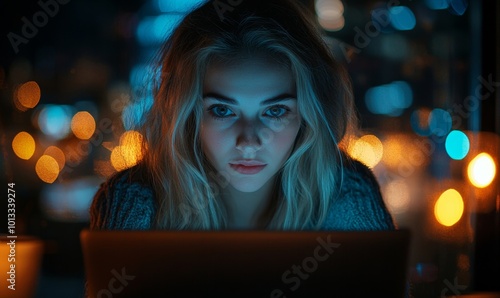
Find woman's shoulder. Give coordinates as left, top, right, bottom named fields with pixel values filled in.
left=90, top=164, right=156, bottom=230
left=322, top=152, right=396, bottom=231
left=339, top=152, right=383, bottom=195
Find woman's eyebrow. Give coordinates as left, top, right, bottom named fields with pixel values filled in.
left=202, top=92, right=296, bottom=106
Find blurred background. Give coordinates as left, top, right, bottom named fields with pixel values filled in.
left=0, top=0, right=498, bottom=297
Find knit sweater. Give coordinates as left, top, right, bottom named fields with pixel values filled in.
left=90, top=156, right=396, bottom=231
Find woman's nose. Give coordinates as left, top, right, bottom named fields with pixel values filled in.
left=235, top=122, right=263, bottom=158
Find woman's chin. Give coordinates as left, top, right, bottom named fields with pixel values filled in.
left=229, top=183, right=266, bottom=193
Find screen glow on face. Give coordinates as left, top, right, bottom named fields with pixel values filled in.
left=200, top=56, right=301, bottom=193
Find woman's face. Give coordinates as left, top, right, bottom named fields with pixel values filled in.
left=200, top=56, right=301, bottom=193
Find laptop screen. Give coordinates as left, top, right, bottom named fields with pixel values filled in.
left=81, top=230, right=411, bottom=297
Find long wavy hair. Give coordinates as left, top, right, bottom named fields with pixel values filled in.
left=134, top=0, right=358, bottom=230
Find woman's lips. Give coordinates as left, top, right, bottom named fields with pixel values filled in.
left=229, top=159, right=267, bottom=174
left=229, top=164, right=267, bottom=174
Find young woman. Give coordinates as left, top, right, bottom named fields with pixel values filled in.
left=90, top=0, right=395, bottom=231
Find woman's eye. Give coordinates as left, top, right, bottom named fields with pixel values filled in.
left=208, top=105, right=234, bottom=120
left=265, top=105, right=289, bottom=119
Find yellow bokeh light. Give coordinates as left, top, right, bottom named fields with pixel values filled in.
left=35, top=155, right=60, bottom=183
left=111, top=130, right=145, bottom=171
left=467, top=153, right=496, bottom=188
left=71, top=111, right=96, bottom=140
left=120, top=130, right=143, bottom=148
left=44, top=146, right=66, bottom=170
left=434, top=189, right=464, bottom=227
left=381, top=135, right=403, bottom=169
left=348, top=134, right=383, bottom=168
left=15, top=81, right=41, bottom=109
left=12, top=131, right=36, bottom=160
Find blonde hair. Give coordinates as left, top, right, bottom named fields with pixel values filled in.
left=134, top=0, right=358, bottom=230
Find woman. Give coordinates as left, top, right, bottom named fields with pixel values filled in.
left=90, top=0, right=395, bottom=231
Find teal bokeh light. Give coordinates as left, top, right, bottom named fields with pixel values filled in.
left=445, top=130, right=470, bottom=160
left=389, top=6, right=416, bottom=31
left=38, top=104, right=72, bottom=140
left=365, top=81, right=413, bottom=117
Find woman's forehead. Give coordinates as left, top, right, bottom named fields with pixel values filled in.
left=203, top=57, right=295, bottom=98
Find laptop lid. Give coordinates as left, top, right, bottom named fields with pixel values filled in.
left=80, top=230, right=411, bottom=297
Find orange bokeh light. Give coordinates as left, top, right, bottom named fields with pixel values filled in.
left=15, top=81, right=41, bottom=109
left=71, top=111, right=96, bottom=140
left=110, top=130, right=145, bottom=171
left=347, top=134, right=383, bottom=168
left=35, top=155, right=60, bottom=183
left=12, top=131, right=36, bottom=160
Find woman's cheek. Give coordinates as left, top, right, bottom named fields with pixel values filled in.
left=272, top=128, right=299, bottom=152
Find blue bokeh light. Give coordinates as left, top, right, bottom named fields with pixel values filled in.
left=38, top=105, right=72, bottom=140
left=389, top=6, right=416, bottom=31
left=429, top=108, right=452, bottom=137
left=365, top=81, right=413, bottom=116
left=445, top=130, right=470, bottom=160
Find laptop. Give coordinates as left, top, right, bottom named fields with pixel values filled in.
left=80, top=230, right=411, bottom=297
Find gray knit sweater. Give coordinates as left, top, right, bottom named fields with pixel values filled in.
left=90, top=157, right=396, bottom=231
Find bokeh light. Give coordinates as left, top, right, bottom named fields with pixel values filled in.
left=381, top=135, right=404, bottom=169
left=445, top=130, right=470, bottom=160
left=434, top=188, right=464, bottom=227
left=71, top=111, right=96, bottom=140
left=467, top=153, right=496, bottom=188
left=38, top=105, right=72, bottom=140
left=15, top=81, right=41, bottom=109
left=111, top=130, right=145, bottom=171
left=429, top=108, right=452, bottom=137
left=315, top=0, right=345, bottom=31
left=36, top=155, right=60, bottom=183
left=44, top=146, right=66, bottom=170
left=383, top=179, right=411, bottom=214
left=365, top=81, right=413, bottom=116
left=389, top=6, right=416, bottom=31
left=12, top=131, right=36, bottom=160
left=347, top=134, right=383, bottom=168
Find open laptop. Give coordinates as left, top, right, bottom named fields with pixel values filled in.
left=80, top=230, right=411, bottom=297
